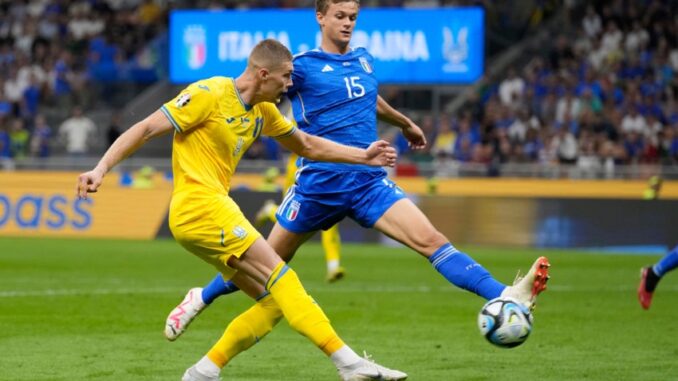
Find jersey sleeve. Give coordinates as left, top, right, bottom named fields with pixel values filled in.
left=261, top=103, right=296, bottom=138
left=160, top=79, right=216, bottom=133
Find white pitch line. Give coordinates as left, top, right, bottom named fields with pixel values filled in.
left=1, top=284, right=677, bottom=298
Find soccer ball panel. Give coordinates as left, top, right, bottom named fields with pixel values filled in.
left=477, top=297, right=533, bottom=348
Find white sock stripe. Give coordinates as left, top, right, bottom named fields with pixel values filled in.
left=431, top=252, right=453, bottom=267
left=431, top=247, right=460, bottom=268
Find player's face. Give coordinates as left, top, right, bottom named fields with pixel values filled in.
left=261, top=61, right=294, bottom=103
left=317, top=2, right=359, bottom=49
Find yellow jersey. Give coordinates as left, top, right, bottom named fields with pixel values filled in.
left=161, top=76, right=296, bottom=196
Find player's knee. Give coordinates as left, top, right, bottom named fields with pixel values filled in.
left=410, top=229, right=448, bottom=256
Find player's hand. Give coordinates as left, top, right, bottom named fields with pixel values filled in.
left=366, top=140, right=397, bottom=167
left=402, top=122, right=427, bottom=150
left=76, top=168, right=105, bottom=199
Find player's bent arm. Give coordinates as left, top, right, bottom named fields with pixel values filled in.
left=376, top=95, right=413, bottom=129
left=275, top=129, right=396, bottom=167
left=377, top=95, right=427, bottom=150
left=76, top=110, right=173, bottom=198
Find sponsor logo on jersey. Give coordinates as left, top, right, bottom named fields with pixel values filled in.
left=233, top=137, right=244, bottom=157
left=175, top=92, right=191, bottom=108
left=232, top=226, right=248, bottom=239
left=183, top=25, right=207, bottom=69
left=321, top=64, right=334, bottom=72
left=359, top=57, right=372, bottom=73
left=286, top=200, right=300, bottom=221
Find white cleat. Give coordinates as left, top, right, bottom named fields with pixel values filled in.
left=501, top=256, right=551, bottom=310
left=338, top=353, right=408, bottom=381
left=165, top=287, right=206, bottom=341
left=182, top=365, right=220, bottom=381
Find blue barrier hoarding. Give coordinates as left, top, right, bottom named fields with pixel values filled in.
left=169, top=8, right=484, bottom=85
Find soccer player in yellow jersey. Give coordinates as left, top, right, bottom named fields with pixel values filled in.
left=255, top=99, right=344, bottom=282
left=76, top=39, right=407, bottom=381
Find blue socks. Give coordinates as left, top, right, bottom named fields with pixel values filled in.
left=653, top=246, right=678, bottom=278
left=429, top=243, right=505, bottom=300
left=201, top=273, right=240, bottom=304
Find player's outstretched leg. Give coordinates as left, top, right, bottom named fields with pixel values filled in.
left=165, top=275, right=240, bottom=340
left=501, top=256, right=551, bottom=310
left=183, top=239, right=406, bottom=380
left=638, top=245, right=678, bottom=310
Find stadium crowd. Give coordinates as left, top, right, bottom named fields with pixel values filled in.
left=4, top=0, right=677, bottom=179
left=394, top=0, right=678, bottom=175
left=0, top=0, right=167, bottom=161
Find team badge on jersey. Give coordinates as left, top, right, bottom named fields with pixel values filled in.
left=359, top=57, right=373, bottom=73
left=175, top=92, right=191, bottom=108
left=232, top=226, right=248, bottom=240
left=285, top=201, right=300, bottom=221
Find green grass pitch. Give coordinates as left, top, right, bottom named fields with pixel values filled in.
left=1, top=237, right=676, bottom=380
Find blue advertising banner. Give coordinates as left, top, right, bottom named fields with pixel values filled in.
left=169, top=8, right=484, bottom=84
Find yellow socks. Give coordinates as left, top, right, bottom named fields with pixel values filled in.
left=207, top=294, right=283, bottom=367
left=266, top=262, right=345, bottom=355
left=322, top=224, right=341, bottom=263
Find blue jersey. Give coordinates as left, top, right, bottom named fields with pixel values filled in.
left=288, top=47, right=383, bottom=174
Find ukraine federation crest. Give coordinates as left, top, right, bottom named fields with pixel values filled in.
left=232, top=226, right=248, bottom=240
left=359, top=57, right=372, bottom=73
left=285, top=201, right=300, bottom=221
left=184, top=25, right=207, bottom=69
left=442, top=26, right=469, bottom=73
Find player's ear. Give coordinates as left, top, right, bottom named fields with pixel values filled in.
left=258, top=67, right=270, bottom=81
left=316, top=12, right=324, bottom=27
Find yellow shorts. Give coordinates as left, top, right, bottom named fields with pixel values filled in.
left=169, top=192, right=261, bottom=279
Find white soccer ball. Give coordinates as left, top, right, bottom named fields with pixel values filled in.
left=477, top=297, right=533, bottom=348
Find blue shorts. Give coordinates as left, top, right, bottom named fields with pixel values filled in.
left=276, top=168, right=406, bottom=233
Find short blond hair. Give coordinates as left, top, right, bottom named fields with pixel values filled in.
left=248, top=39, right=292, bottom=71
left=316, top=0, right=360, bottom=15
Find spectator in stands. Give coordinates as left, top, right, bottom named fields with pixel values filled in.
left=22, top=73, right=41, bottom=119
left=107, top=111, right=122, bottom=147
left=9, top=118, right=29, bottom=159
left=431, top=115, right=456, bottom=159
left=582, top=5, right=602, bottom=38
left=499, top=67, right=525, bottom=107
left=621, top=106, right=647, bottom=134
left=58, top=105, right=96, bottom=157
left=0, top=122, right=10, bottom=159
left=553, top=125, right=578, bottom=165
left=30, top=114, right=52, bottom=158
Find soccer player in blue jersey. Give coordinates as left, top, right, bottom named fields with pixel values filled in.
left=638, top=245, right=678, bottom=309
left=165, top=1, right=550, bottom=375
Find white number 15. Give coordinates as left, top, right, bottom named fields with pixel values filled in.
left=343, top=76, right=365, bottom=99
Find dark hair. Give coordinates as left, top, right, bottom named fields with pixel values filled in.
left=315, top=0, right=360, bottom=14
left=248, top=39, right=293, bottom=70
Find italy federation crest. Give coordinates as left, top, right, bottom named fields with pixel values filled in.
left=359, top=57, right=373, bottom=73
left=285, top=201, right=300, bottom=221
left=184, top=25, right=207, bottom=69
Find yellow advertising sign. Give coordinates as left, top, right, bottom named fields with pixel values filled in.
left=0, top=171, right=172, bottom=239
